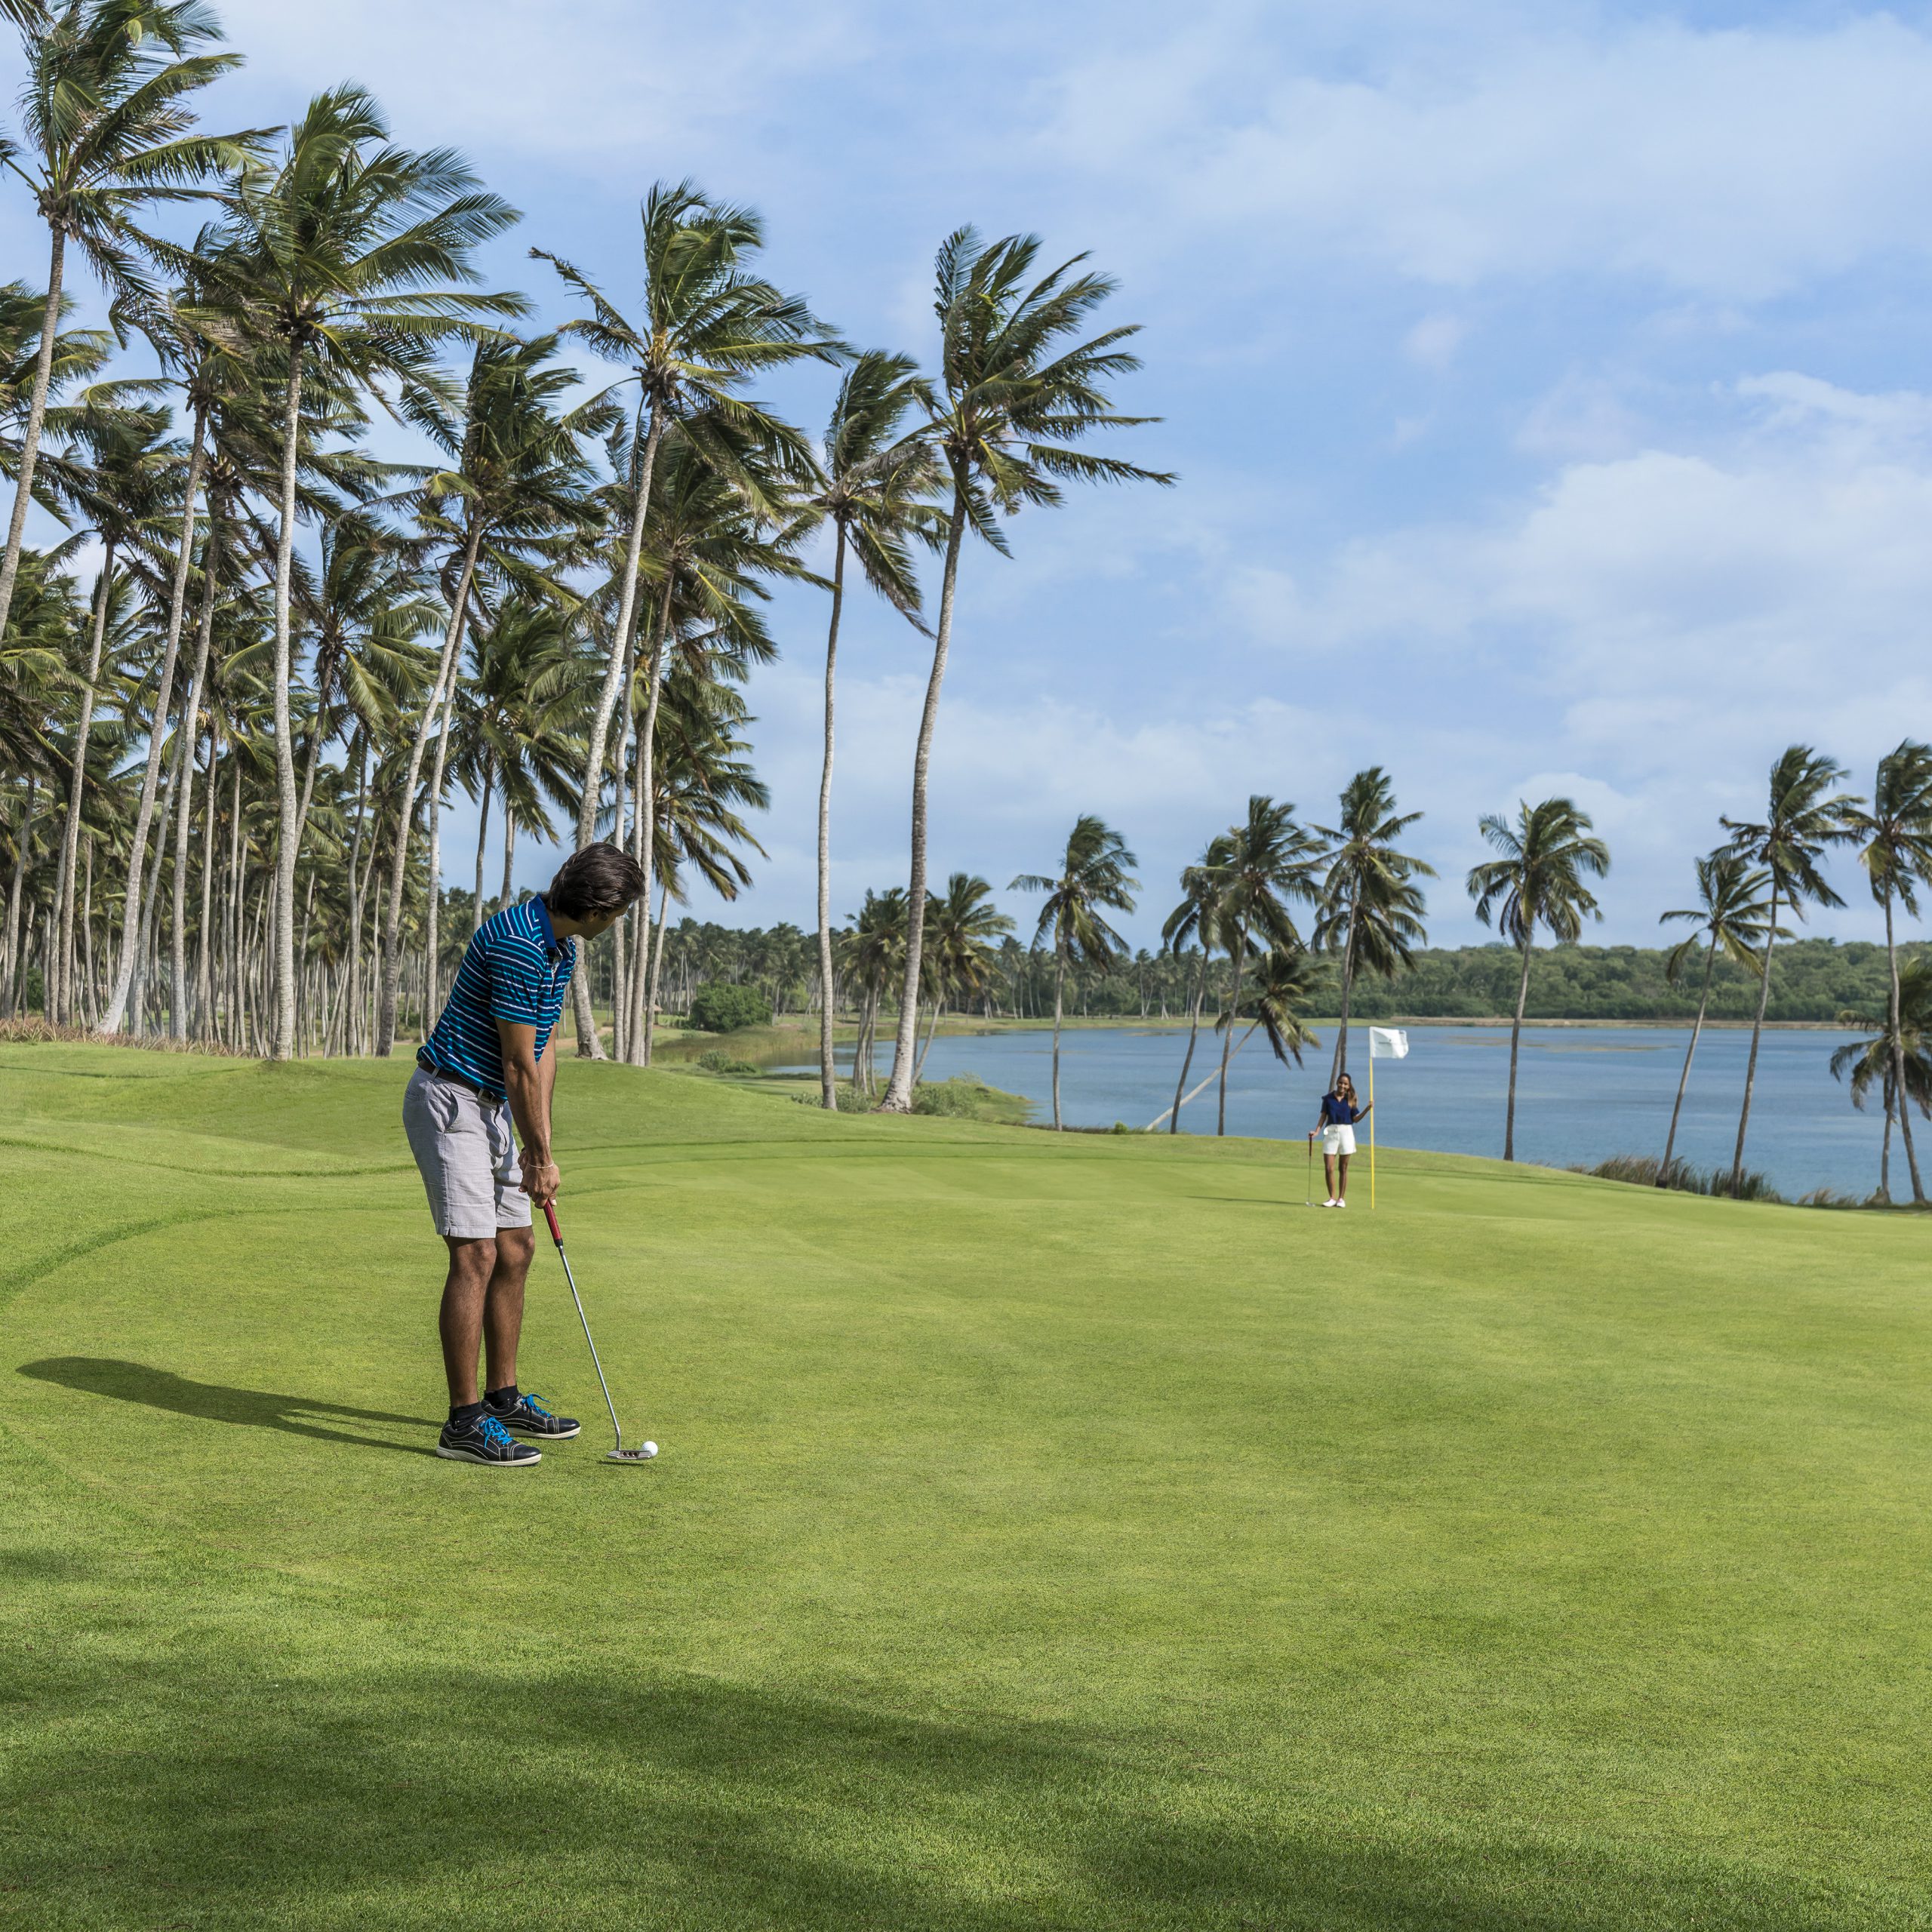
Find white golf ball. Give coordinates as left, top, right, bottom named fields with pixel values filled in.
left=640, top=1441, right=658, bottom=1458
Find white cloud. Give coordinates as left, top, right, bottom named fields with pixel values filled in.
left=1403, top=313, right=1465, bottom=369
left=1047, top=12, right=1932, bottom=300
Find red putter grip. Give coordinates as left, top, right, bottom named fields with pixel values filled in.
left=542, top=1201, right=562, bottom=1244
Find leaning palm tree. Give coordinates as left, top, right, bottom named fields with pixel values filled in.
left=1720, top=746, right=1860, bottom=1192
left=1657, top=853, right=1775, bottom=1184
left=802, top=350, right=943, bottom=1106
left=0, top=0, right=261, bottom=655
left=1012, top=815, right=1138, bottom=1130
left=1208, top=796, right=1325, bottom=1137
left=1313, top=766, right=1433, bottom=1084
left=194, top=82, right=524, bottom=1060
left=1831, top=958, right=1932, bottom=1204
left=1160, top=845, right=1225, bottom=1137
left=1844, top=740, right=1932, bottom=1203
left=879, top=229, right=1175, bottom=1111
left=534, top=180, right=835, bottom=874
left=1466, top=798, right=1611, bottom=1161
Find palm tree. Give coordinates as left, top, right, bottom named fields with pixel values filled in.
left=534, top=181, right=834, bottom=912
left=0, top=0, right=261, bottom=656
left=1844, top=740, right=1932, bottom=1203
left=1720, top=746, right=1859, bottom=1192
left=1313, top=766, right=1433, bottom=1084
left=1831, top=959, right=1932, bottom=1203
left=802, top=350, right=943, bottom=1107
left=1207, top=796, right=1325, bottom=1136
left=839, top=887, right=906, bottom=1099
left=1657, top=853, right=1775, bottom=1183
left=915, top=871, right=1013, bottom=1077
left=1012, top=816, right=1137, bottom=1130
left=41, top=390, right=171, bottom=1023
left=1466, top=798, right=1610, bottom=1161
left=1160, top=847, right=1224, bottom=1137
left=879, top=229, right=1174, bottom=1111
left=198, top=82, right=523, bottom=1059
left=613, top=426, right=806, bottom=1065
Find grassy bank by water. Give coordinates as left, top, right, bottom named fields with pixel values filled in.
left=3, top=1044, right=1928, bottom=1928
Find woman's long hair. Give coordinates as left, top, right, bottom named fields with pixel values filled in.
left=1334, top=1072, right=1358, bottom=1103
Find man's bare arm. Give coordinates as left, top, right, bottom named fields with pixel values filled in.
left=497, top=1019, right=560, bottom=1204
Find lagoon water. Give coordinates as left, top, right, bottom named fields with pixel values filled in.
left=822, top=1023, right=1899, bottom=1200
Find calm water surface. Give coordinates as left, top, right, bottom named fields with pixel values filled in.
left=801, top=1024, right=1900, bottom=1200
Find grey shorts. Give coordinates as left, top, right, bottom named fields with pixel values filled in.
left=401, top=1066, right=532, bottom=1239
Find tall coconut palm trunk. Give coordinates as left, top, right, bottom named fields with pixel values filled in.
left=1504, top=939, right=1533, bottom=1161
left=0, top=229, right=66, bottom=649
left=1660, top=937, right=1717, bottom=1183
left=1729, top=880, right=1781, bottom=1193
left=100, top=411, right=209, bottom=1036
left=376, top=520, right=483, bottom=1055
left=1884, top=893, right=1924, bottom=1202
left=423, top=681, right=458, bottom=1024
left=629, top=577, right=675, bottom=1069
left=168, top=509, right=221, bottom=1038
left=51, top=537, right=113, bottom=1023
left=258, top=347, right=308, bottom=1059
left=1169, top=948, right=1209, bottom=1134
left=472, top=749, right=494, bottom=936
left=572, top=411, right=665, bottom=1059
left=816, top=526, right=847, bottom=1109
left=1330, top=921, right=1358, bottom=1087
left=500, top=804, right=515, bottom=910
left=1051, top=936, right=1068, bottom=1130
left=1217, top=934, right=1249, bottom=1137
left=882, top=492, right=966, bottom=1110
left=3, top=778, right=38, bottom=1017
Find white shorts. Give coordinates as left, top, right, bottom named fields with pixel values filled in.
left=1320, top=1124, right=1357, bottom=1157
left=402, top=1066, right=532, bottom=1239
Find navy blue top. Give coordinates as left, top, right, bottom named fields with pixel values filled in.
left=1320, top=1092, right=1362, bottom=1125
left=420, top=896, right=575, bottom=1102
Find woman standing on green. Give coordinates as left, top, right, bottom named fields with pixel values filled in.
left=1310, top=1072, right=1370, bottom=1208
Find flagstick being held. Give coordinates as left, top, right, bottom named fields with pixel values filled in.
left=1366, top=1027, right=1411, bottom=1212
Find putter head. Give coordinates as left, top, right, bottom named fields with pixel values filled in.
left=608, top=1441, right=658, bottom=1463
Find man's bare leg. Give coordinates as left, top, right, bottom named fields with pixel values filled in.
left=483, top=1226, right=534, bottom=1398
left=439, top=1235, right=498, bottom=1407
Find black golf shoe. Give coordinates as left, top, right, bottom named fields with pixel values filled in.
left=437, top=1411, right=542, bottom=1466
left=487, top=1390, right=581, bottom=1439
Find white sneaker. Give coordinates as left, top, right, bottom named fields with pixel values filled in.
left=1334, top=1199, right=1348, bottom=1208
left=1321, top=1198, right=1337, bottom=1208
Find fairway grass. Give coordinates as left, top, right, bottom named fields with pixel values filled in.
left=2, top=1045, right=1928, bottom=1930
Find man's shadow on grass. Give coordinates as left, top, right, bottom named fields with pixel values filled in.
left=17, top=1358, right=439, bottom=1459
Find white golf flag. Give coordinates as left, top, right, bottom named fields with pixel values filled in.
left=1369, top=1026, right=1409, bottom=1060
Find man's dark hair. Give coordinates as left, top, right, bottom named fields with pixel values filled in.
left=546, top=842, right=646, bottom=921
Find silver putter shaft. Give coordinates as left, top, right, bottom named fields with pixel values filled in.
left=541, top=1201, right=657, bottom=1463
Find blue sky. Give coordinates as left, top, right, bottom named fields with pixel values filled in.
left=10, top=0, right=1932, bottom=946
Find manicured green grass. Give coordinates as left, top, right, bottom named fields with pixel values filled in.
left=2, top=1044, right=1929, bottom=1929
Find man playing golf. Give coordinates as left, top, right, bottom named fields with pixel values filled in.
left=403, top=841, right=645, bottom=1466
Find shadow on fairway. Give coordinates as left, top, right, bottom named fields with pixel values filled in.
left=16, top=1356, right=438, bottom=1458
left=2, top=1647, right=1881, bottom=1932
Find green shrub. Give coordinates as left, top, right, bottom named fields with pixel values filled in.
left=1586, top=1152, right=1783, bottom=1204
left=688, top=983, right=771, bottom=1034
left=911, top=1075, right=1032, bottom=1124
left=695, top=1049, right=760, bottom=1076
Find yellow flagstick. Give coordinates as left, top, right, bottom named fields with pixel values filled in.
left=1370, top=1048, right=1377, bottom=1210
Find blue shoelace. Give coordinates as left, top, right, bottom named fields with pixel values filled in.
left=521, top=1393, right=555, bottom=1419
left=478, top=1413, right=515, bottom=1447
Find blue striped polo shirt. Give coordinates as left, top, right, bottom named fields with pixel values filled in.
left=419, top=896, right=576, bottom=1101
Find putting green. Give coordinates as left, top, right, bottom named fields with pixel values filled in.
left=2, top=1044, right=1928, bottom=1930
